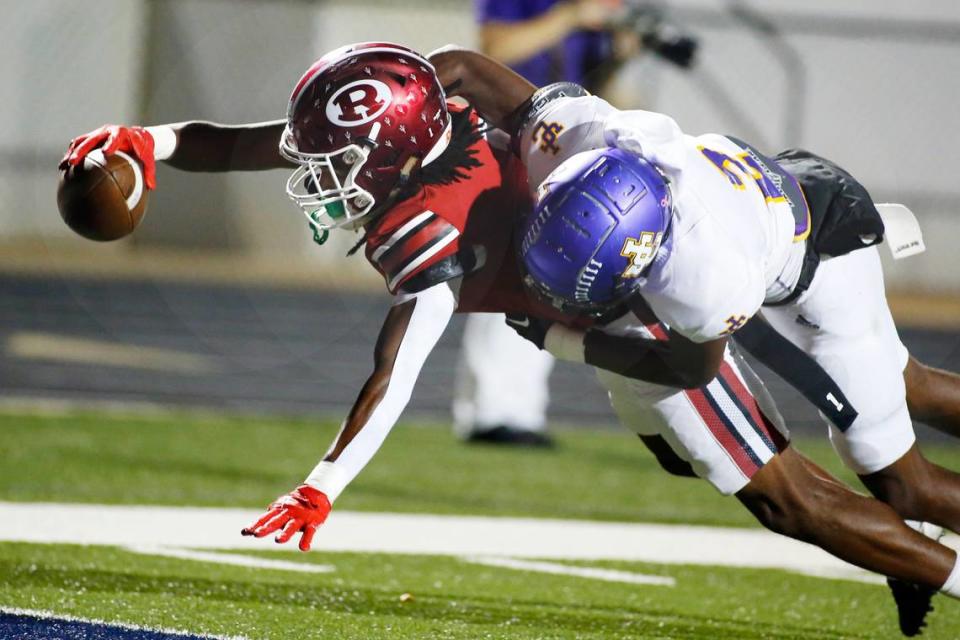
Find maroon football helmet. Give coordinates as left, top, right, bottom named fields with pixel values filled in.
left=280, top=42, right=452, bottom=232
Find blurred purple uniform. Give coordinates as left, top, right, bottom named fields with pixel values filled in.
left=474, top=0, right=613, bottom=87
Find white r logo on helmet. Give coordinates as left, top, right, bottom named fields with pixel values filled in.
left=326, top=79, right=392, bottom=127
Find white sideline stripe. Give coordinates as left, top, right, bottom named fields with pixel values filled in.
left=0, top=606, right=248, bottom=639
left=125, top=544, right=335, bottom=574
left=5, top=332, right=217, bottom=373
left=1, top=502, right=952, bottom=586
left=464, top=555, right=676, bottom=586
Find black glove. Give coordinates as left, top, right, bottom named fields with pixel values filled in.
left=505, top=313, right=553, bottom=350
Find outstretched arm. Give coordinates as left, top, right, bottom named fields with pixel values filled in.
left=304, top=283, right=454, bottom=497
left=61, top=119, right=292, bottom=189
left=429, top=47, right=536, bottom=131
left=163, top=120, right=291, bottom=172
left=63, top=49, right=533, bottom=184
left=242, top=282, right=456, bottom=550
left=584, top=329, right=726, bottom=389
left=506, top=312, right=725, bottom=389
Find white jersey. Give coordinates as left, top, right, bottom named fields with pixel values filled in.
left=520, top=95, right=810, bottom=343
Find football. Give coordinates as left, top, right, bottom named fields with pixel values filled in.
left=57, top=149, right=149, bottom=241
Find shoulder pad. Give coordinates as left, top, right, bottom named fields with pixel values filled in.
left=368, top=210, right=461, bottom=293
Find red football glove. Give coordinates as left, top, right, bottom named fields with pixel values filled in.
left=61, top=125, right=157, bottom=189
left=241, top=485, right=331, bottom=552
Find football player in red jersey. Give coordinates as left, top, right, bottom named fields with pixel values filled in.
left=63, top=42, right=960, bottom=635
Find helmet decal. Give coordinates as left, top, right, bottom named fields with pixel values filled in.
left=325, top=79, right=393, bottom=127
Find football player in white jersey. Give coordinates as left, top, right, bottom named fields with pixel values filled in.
left=439, top=51, right=960, bottom=633
left=508, top=69, right=960, bottom=527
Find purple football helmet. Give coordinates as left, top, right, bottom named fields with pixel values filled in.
left=519, top=147, right=673, bottom=315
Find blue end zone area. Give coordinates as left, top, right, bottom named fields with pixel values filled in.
left=0, top=612, right=223, bottom=640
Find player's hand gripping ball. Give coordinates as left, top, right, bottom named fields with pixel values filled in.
left=241, top=485, right=331, bottom=552
left=57, top=125, right=156, bottom=241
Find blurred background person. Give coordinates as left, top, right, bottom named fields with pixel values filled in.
left=476, top=0, right=630, bottom=94
left=453, top=0, right=697, bottom=446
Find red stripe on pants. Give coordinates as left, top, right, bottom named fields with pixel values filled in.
left=717, top=361, right=780, bottom=447
left=684, top=387, right=759, bottom=478
left=646, top=323, right=669, bottom=341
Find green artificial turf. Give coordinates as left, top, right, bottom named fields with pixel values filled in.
left=2, top=410, right=960, bottom=528
left=3, top=409, right=960, bottom=638
left=2, top=542, right=958, bottom=639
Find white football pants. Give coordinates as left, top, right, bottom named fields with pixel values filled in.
left=762, top=246, right=914, bottom=475
left=452, top=313, right=554, bottom=436
left=597, top=341, right=789, bottom=495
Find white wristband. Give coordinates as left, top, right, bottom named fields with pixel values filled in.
left=145, top=125, right=177, bottom=161
left=304, top=461, right=349, bottom=503
left=544, top=324, right=586, bottom=363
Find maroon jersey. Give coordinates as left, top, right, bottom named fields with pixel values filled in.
left=364, top=105, right=593, bottom=327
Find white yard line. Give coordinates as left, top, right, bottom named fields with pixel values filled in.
left=463, top=556, right=676, bottom=586
left=2, top=501, right=949, bottom=585
left=121, top=545, right=672, bottom=586
left=124, top=544, right=335, bottom=574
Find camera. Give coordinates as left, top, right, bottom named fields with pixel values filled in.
left=620, top=2, right=699, bottom=69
